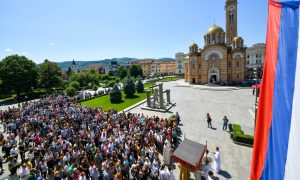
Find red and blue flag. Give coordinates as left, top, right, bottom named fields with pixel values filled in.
left=251, top=0, right=300, bottom=179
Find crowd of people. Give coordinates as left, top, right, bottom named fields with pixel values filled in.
left=0, top=95, right=179, bottom=180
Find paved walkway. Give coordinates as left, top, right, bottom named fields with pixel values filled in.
left=127, top=79, right=255, bottom=179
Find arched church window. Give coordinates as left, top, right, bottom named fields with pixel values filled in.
left=235, top=54, right=241, bottom=60
left=209, top=53, right=220, bottom=60
left=207, top=36, right=210, bottom=44
left=218, top=34, right=222, bottom=43
left=212, top=34, right=216, bottom=44
left=230, top=13, right=234, bottom=22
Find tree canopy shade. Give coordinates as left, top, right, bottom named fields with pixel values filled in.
left=65, top=86, right=76, bottom=97
left=123, top=75, right=136, bottom=97
left=69, top=81, right=81, bottom=91
left=129, top=65, right=143, bottom=78
left=117, top=65, right=128, bottom=79
left=39, top=59, right=62, bottom=91
left=70, top=70, right=99, bottom=88
left=0, top=55, right=38, bottom=95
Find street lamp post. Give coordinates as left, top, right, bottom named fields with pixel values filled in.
left=254, top=68, right=258, bottom=131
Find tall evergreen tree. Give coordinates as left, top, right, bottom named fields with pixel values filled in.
left=123, top=75, right=136, bottom=97
left=136, top=78, right=144, bottom=93
left=110, top=84, right=122, bottom=102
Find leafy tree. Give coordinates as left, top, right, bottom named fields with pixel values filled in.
left=136, top=78, right=144, bottom=93
left=109, top=76, right=119, bottom=81
left=107, top=80, right=116, bottom=88
left=99, top=74, right=110, bottom=81
left=39, top=59, right=63, bottom=91
left=110, top=84, right=122, bottom=103
left=108, top=70, right=116, bottom=76
left=129, top=65, right=143, bottom=78
left=86, top=70, right=99, bottom=86
left=117, top=66, right=128, bottom=79
left=123, top=75, right=136, bottom=97
left=0, top=55, right=38, bottom=96
left=69, top=70, right=98, bottom=88
left=70, top=81, right=81, bottom=91
left=65, top=86, right=76, bottom=97
left=70, top=73, right=86, bottom=87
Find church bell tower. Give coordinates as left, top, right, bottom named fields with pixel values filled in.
left=225, top=0, right=238, bottom=46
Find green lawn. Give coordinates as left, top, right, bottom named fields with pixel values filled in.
left=0, top=97, right=15, bottom=104
left=144, top=83, right=155, bottom=89
left=79, top=91, right=148, bottom=111
left=156, top=77, right=180, bottom=82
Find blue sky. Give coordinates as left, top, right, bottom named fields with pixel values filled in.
left=0, top=0, right=268, bottom=63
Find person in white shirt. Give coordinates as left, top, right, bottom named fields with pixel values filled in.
left=10, top=144, right=19, bottom=158
left=203, top=159, right=213, bottom=180
left=79, top=171, right=87, bottom=180
left=168, top=166, right=176, bottom=180
left=89, top=164, right=100, bottom=180
left=19, top=164, right=30, bottom=180
left=159, top=165, right=170, bottom=180
left=213, top=147, right=221, bottom=173
left=163, top=139, right=172, bottom=165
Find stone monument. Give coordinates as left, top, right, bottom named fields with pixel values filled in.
left=142, top=83, right=176, bottom=112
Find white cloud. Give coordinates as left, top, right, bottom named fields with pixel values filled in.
left=21, top=51, right=27, bottom=55
left=5, top=48, right=13, bottom=52
left=49, top=42, right=55, bottom=46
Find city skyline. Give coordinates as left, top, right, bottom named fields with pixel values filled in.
left=0, top=0, right=267, bottom=63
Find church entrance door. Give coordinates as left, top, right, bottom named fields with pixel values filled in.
left=192, top=78, right=196, bottom=84
left=210, top=75, right=217, bottom=83
left=208, top=67, right=220, bottom=83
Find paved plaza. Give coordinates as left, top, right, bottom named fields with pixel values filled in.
left=0, top=79, right=255, bottom=180
left=128, top=79, right=255, bottom=179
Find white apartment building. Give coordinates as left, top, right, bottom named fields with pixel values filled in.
left=151, top=61, right=160, bottom=74
left=246, top=43, right=266, bottom=69
left=175, top=52, right=187, bottom=74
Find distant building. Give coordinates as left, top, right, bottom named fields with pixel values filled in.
left=139, top=60, right=153, bottom=75
left=70, top=59, right=77, bottom=72
left=246, top=43, right=266, bottom=78
left=105, top=60, right=120, bottom=75
left=98, top=66, right=105, bottom=74
left=159, top=60, right=176, bottom=75
left=175, top=52, right=187, bottom=74
left=138, top=59, right=175, bottom=76
left=130, top=60, right=140, bottom=65
left=61, top=71, right=68, bottom=80
left=151, top=61, right=161, bottom=74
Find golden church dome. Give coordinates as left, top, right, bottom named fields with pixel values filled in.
left=189, top=43, right=198, bottom=48
left=233, top=36, right=243, bottom=42
left=206, top=25, right=225, bottom=35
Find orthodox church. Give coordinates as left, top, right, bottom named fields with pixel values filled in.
left=184, top=0, right=246, bottom=85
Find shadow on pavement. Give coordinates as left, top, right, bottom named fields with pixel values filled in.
left=219, top=170, right=232, bottom=178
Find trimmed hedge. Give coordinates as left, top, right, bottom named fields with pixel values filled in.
left=235, top=133, right=254, bottom=145
left=230, top=123, right=254, bottom=145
